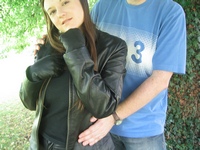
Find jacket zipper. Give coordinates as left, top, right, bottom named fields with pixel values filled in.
left=65, top=76, right=71, bottom=149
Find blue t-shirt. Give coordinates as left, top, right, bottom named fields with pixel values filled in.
left=91, top=0, right=186, bottom=137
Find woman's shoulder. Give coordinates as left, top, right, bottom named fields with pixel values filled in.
left=36, top=42, right=57, bottom=60
left=96, top=29, right=126, bottom=48
left=95, top=29, right=127, bottom=60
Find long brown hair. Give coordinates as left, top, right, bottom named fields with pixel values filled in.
left=40, top=0, right=98, bottom=71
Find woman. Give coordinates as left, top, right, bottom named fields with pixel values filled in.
left=19, top=0, right=127, bottom=149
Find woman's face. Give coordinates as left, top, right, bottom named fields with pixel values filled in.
left=44, top=0, right=84, bottom=33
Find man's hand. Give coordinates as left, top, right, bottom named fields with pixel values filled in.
left=78, top=115, right=115, bottom=146
left=34, top=35, right=47, bottom=56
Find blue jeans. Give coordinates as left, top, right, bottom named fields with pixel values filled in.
left=74, top=133, right=115, bottom=150
left=110, top=133, right=166, bottom=150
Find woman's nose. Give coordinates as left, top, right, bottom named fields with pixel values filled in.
left=57, top=7, right=66, bottom=18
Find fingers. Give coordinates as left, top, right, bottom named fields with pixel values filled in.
left=37, top=37, right=46, bottom=45
left=78, top=115, right=114, bottom=146
left=33, top=45, right=39, bottom=56
left=34, top=35, right=47, bottom=56
left=90, top=116, right=98, bottom=122
left=42, top=34, right=47, bottom=39
left=78, top=123, right=103, bottom=146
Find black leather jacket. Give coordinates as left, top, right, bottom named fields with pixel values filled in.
left=19, top=30, right=127, bottom=150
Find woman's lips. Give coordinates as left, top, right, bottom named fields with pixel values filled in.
left=62, top=18, right=72, bottom=25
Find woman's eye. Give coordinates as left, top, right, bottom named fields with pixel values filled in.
left=50, top=10, right=56, bottom=16
left=63, top=1, right=69, bottom=5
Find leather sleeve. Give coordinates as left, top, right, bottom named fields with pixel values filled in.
left=63, top=32, right=127, bottom=118
left=19, top=77, right=43, bottom=110
left=19, top=43, right=53, bottom=110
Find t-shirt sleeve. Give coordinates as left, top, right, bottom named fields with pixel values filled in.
left=90, top=1, right=100, bottom=24
left=153, top=4, right=187, bottom=74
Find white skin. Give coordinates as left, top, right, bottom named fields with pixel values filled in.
left=127, top=0, right=146, bottom=5
left=77, top=0, right=173, bottom=146
left=34, top=0, right=83, bottom=54
left=35, top=0, right=173, bottom=146
left=44, top=0, right=84, bottom=33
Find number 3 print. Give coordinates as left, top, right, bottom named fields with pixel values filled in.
left=131, top=41, right=144, bottom=63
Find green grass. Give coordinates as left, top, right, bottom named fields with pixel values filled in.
left=0, top=98, right=34, bottom=150
left=0, top=54, right=36, bottom=149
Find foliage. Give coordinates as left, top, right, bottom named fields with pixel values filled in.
left=88, top=0, right=98, bottom=9
left=0, top=0, right=45, bottom=58
left=166, top=0, right=200, bottom=149
left=0, top=0, right=199, bottom=149
left=0, top=0, right=97, bottom=58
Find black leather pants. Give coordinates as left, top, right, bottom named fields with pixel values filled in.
left=39, top=136, right=65, bottom=150
left=39, top=133, right=115, bottom=150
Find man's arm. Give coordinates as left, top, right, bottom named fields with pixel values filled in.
left=116, top=70, right=173, bottom=119
left=78, top=70, right=173, bottom=146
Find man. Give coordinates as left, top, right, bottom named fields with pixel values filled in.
left=78, top=0, right=187, bottom=149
